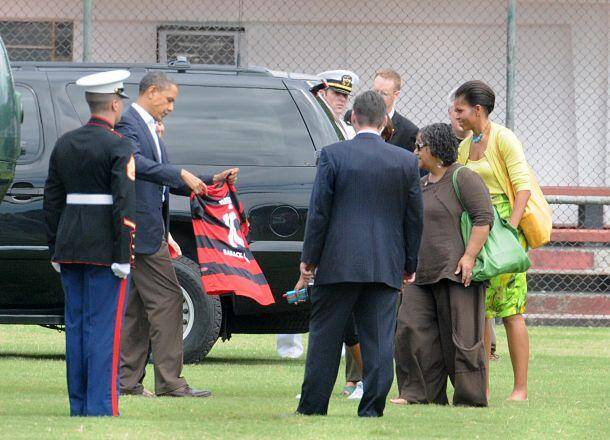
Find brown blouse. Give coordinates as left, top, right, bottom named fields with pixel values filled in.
left=415, top=163, right=494, bottom=285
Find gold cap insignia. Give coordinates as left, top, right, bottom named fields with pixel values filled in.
left=341, top=75, right=352, bottom=88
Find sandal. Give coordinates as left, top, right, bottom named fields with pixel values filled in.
left=340, top=385, right=356, bottom=397
left=390, top=397, right=408, bottom=405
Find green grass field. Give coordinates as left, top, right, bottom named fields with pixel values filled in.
left=0, top=325, right=608, bottom=439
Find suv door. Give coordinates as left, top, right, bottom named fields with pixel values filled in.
left=0, top=71, right=62, bottom=312
left=0, top=37, right=21, bottom=202
left=159, top=81, right=319, bottom=314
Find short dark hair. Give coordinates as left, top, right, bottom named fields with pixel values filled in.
left=139, top=72, right=177, bottom=95
left=419, top=123, right=458, bottom=166
left=352, top=90, right=386, bottom=127
left=85, top=92, right=116, bottom=114
left=454, top=80, right=495, bottom=115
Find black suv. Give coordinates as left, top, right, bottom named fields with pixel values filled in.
left=0, top=61, right=340, bottom=362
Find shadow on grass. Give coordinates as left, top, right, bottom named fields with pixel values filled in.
left=0, top=352, right=64, bottom=361
left=202, top=356, right=305, bottom=366
left=0, top=352, right=305, bottom=365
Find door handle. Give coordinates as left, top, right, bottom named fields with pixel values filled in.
left=5, top=182, right=44, bottom=201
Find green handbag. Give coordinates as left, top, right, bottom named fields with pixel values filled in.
left=452, top=167, right=531, bottom=282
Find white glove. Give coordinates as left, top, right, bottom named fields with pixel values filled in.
left=51, top=262, right=61, bottom=273
left=111, top=263, right=131, bottom=279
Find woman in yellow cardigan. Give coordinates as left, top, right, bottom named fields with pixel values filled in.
left=453, top=80, right=531, bottom=401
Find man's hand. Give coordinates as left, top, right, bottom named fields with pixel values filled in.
left=402, top=272, right=415, bottom=285
left=213, top=168, right=240, bottom=185
left=292, top=262, right=316, bottom=302
left=181, top=169, right=207, bottom=195
left=455, top=253, right=476, bottom=287
left=156, top=121, right=165, bottom=139
left=167, top=232, right=182, bottom=257
left=300, top=262, right=316, bottom=281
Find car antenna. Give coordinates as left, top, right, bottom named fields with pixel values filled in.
left=168, top=55, right=190, bottom=73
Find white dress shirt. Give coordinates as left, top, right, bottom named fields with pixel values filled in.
left=357, top=128, right=381, bottom=136
left=131, top=102, right=165, bottom=200
left=338, top=118, right=356, bottom=140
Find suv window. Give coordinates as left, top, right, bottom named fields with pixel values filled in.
left=67, top=82, right=139, bottom=123
left=68, top=83, right=315, bottom=167
left=15, top=84, right=42, bottom=163
left=165, top=85, right=314, bottom=166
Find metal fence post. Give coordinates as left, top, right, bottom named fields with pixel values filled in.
left=83, top=0, right=92, bottom=62
left=506, top=0, right=516, bottom=130
left=236, top=0, right=243, bottom=67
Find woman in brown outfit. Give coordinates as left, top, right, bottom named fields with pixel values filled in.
left=391, top=123, right=493, bottom=407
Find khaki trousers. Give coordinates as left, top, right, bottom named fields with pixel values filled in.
left=394, top=279, right=487, bottom=407
left=119, top=241, right=187, bottom=395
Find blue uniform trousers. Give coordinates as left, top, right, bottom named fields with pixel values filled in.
left=60, top=264, right=129, bottom=416
left=297, top=282, right=398, bottom=417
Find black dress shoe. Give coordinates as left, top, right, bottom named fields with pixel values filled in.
left=121, top=388, right=155, bottom=398
left=160, top=386, right=212, bottom=398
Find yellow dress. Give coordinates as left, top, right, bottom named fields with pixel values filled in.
left=459, top=123, right=529, bottom=319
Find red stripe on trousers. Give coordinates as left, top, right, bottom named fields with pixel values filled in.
left=111, top=278, right=128, bottom=416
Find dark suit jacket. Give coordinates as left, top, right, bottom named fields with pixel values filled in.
left=343, top=109, right=418, bottom=152
left=301, top=132, right=423, bottom=290
left=116, top=106, right=205, bottom=255
left=388, top=111, right=418, bottom=152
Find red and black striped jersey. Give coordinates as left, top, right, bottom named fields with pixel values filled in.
left=190, top=182, right=274, bottom=306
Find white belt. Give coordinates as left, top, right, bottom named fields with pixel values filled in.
left=66, top=193, right=113, bottom=205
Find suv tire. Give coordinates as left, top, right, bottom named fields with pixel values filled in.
left=172, top=255, right=221, bottom=363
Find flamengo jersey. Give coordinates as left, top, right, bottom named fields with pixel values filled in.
left=191, top=182, right=275, bottom=306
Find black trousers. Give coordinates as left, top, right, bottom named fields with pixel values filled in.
left=297, top=282, right=398, bottom=417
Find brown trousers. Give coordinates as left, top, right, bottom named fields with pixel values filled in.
left=394, top=279, right=487, bottom=407
left=119, top=241, right=187, bottom=395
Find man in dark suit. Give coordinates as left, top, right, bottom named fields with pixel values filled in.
left=294, top=91, right=424, bottom=417
left=373, top=68, right=419, bottom=152
left=117, top=72, right=237, bottom=398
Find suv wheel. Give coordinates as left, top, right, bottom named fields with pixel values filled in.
left=172, top=255, right=221, bottom=363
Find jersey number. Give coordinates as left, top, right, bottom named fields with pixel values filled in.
left=222, top=211, right=245, bottom=249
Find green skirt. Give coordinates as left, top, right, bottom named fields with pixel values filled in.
left=485, top=194, right=528, bottom=319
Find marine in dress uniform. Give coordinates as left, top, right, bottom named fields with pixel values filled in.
left=43, top=70, right=136, bottom=417
left=318, top=70, right=360, bottom=140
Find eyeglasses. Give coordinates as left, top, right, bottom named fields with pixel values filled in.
left=415, top=142, right=428, bottom=151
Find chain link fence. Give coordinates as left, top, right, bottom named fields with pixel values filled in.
left=1, top=0, right=608, bottom=326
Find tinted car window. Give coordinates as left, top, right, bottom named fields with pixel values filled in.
left=67, top=82, right=139, bottom=122
left=164, top=86, right=315, bottom=166
left=288, top=88, right=340, bottom=149
left=15, top=84, right=42, bottom=163
left=68, top=83, right=315, bottom=167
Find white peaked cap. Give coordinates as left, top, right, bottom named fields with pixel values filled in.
left=76, top=70, right=130, bottom=98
